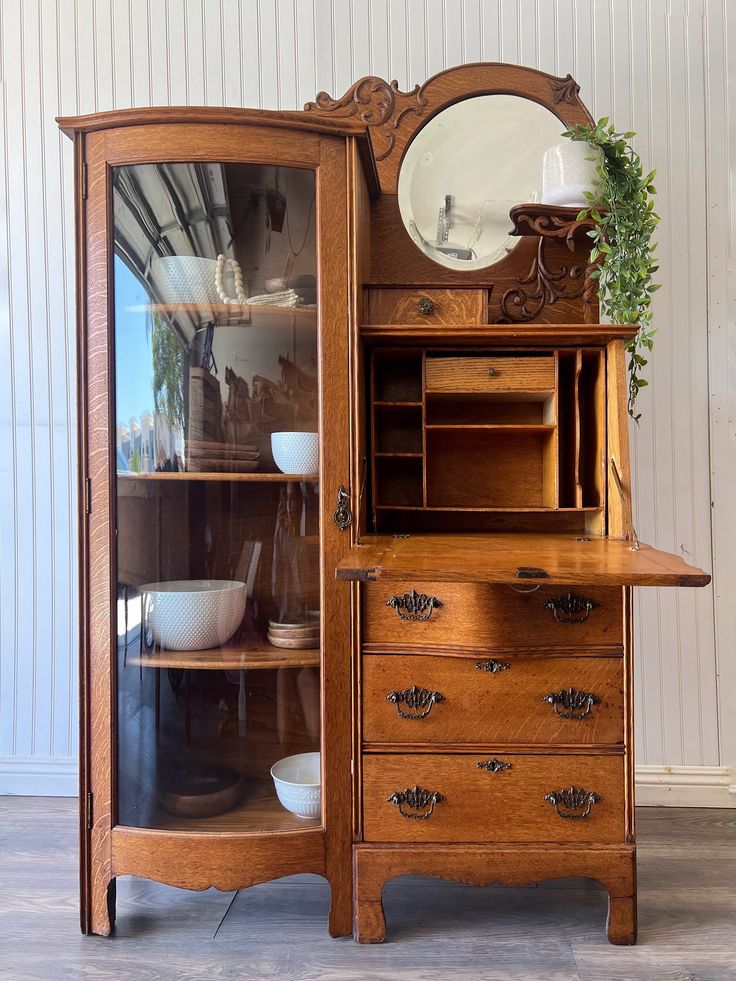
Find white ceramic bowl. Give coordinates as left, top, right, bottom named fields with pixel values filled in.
left=152, top=255, right=225, bottom=306
left=141, top=580, right=246, bottom=652
left=270, top=752, right=321, bottom=820
left=271, top=432, right=319, bottom=475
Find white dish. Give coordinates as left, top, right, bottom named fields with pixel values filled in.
left=271, top=432, right=319, bottom=475
left=141, top=579, right=246, bottom=652
left=270, top=751, right=321, bottom=819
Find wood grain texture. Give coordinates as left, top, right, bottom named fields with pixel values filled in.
left=365, top=289, right=485, bottom=325
left=362, top=654, right=624, bottom=746
left=362, top=580, right=623, bottom=649
left=425, top=355, right=555, bottom=393
left=362, top=752, right=626, bottom=844
left=340, top=535, right=711, bottom=587
left=353, top=842, right=635, bottom=944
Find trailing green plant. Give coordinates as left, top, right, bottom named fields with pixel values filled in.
left=561, top=117, right=660, bottom=420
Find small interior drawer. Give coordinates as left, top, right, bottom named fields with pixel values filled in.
left=365, top=289, right=485, bottom=325
left=425, top=355, right=556, bottom=394
left=363, top=654, right=624, bottom=745
left=362, top=752, right=625, bottom=843
left=363, top=581, right=624, bottom=651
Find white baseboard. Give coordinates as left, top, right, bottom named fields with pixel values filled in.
left=635, top=764, right=736, bottom=807
left=0, top=757, right=78, bottom=797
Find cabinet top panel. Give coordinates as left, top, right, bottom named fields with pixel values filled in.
left=336, top=533, right=710, bottom=588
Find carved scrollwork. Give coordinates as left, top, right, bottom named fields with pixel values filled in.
left=511, top=210, right=595, bottom=253
left=499, top=239, right=585, bottom=323
left=548, top=72, right=582, bottom=105
left=304, top=75, right=429, bottom=160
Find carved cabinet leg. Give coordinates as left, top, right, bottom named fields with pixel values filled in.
left=353, top=851, right=387, bottom=943
left=606, top=893, right=637, bottom=945
left=89, top=875, right=116, bottom=937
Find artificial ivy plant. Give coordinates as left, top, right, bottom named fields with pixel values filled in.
left=561, top=118, right=660, bottom=420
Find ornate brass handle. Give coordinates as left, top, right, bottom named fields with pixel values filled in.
left=543, top=593, right=595, bottom=624
left=544, top=786, right=601, bottom=819
left=476, top=759, right=512, bottom=773
left=386, top=685, right=444, bottom=720
left=332, top=485, right=352, bottom=531
left=386, top=589, right=442, bottom=621
left=475, top=659, right=511, bottom=674
left=418, top=296, right=435, bottom=315
left=387, top=785, right=445, bottom=820
left=543, top=687, right=600, bottom=720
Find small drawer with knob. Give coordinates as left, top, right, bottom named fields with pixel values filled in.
left=362, top=753, right=625, bottom=843
left=365, top=288, right=485, bottom=326
left=362, top=654, right=624, bottom=746
left=425, top=355, right=556, bottom=395
left=363, top=582, right=624, bottom=651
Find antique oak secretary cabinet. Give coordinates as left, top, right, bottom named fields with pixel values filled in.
left=61, top=63, right=709, bottom=944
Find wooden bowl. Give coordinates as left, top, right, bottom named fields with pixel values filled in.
left=160, top=764, right=242, bottom=819
left=267, top=632, right=320, bottom=650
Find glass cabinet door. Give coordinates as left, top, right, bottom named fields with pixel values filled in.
left=112, top=161, right=322, bottom=832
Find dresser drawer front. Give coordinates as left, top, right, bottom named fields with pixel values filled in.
left=363, top=582, right=623, bottom=650
left=363, top=753, right=624, bottom=843
left=363, top=655, right=623, bottom=745
left=365, top=289, right=485, bottom=325
left=425, top=355, right=556, bottom=394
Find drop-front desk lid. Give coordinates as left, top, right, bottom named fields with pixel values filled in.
left=335, top=534, right=710, bottom=588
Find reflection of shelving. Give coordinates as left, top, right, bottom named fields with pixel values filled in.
left=130, top=302, right=318, bottom=327
left=128, top=638, right=320, bottom=671
left=119, top=472, right=319, bottom=483
left=150, top=777, right=320, bottom=833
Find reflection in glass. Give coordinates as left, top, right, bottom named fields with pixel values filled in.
left=112, top=162, right=322, bottom=833
left=397, top=95, right=566, bottom=270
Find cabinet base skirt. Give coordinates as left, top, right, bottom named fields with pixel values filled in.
left=352, top=842, right=636, bottom=945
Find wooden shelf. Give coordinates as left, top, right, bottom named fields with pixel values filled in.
left=150, top=777, right=321, bottom=834
left=132, top=302, right=317, bottom=326
left=424, top=424, right=555, bottom=433
left=373, top=400, right=423, bottom=407
left=119, top=471, right=319, bottom=483
left=373, top=505, right=603, bottom=513
left=361, top=324, right=639, bottom=345
left=127, top=637, right=320, bottom=671
left=509, top=203, right=596, bottom=247
left=373, top=451, right=423, bottom=458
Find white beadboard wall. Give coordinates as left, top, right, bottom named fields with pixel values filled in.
left=0, top=0, right=733, bottom=803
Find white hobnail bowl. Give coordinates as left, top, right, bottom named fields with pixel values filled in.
left=271, top=432, right=319, bottom=475
left=152, top=255, right=235, bottom=306
left=141, top=580, right=246, bottom=652
left=270, top=752, right=321, bottom=819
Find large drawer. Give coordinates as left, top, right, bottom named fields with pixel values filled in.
left=362, top=752, right=625, bottom=843
left=365, top=288, right=485, bottom=325
left=425, top=355, right=556, bottom=394
left=363, top=654, right=624, bottom=746
left=363, top=581, right=624, bottom=650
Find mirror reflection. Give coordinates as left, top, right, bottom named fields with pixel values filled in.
left=397, top=94, right=566, bottom=270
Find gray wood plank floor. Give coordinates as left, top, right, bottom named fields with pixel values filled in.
left=0, top=798, right=734, bottom=980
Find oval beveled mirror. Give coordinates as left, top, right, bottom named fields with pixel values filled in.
left=397, top=94, right=567, bottom=271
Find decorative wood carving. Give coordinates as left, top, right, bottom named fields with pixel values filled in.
left=305, top=76, right=429, bottom=162
left=498, top=238, right=586, bottom=323
left=549, top=73, right=582, bottom=105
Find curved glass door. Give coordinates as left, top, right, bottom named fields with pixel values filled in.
left=112, top=161, right=321, bottom=832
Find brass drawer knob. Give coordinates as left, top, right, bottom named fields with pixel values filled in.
left=543, top=593, right=595, bottom=624
left=385, top=589, right=442, bottom=621
left=386, top=685, right=444, bottom=720
left=544, top=786, right=601, bottom=820
left=418, top=296, right=435, bottom=315
left=387, top=785, right=445, bottom=820
left=475, top=659, right=511, bottom=674
left=543, top=687, right=600, bottom=720
left=476, top=758, right=512, bottom=773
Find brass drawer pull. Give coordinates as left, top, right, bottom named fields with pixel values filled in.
left=386, top=685, right=444, bottom=719
left=544, top=786, right=601, bottom=819
left=332, top=485, right=352, bottom=531
left=543, top=687, right=600, bottom=720
left=386, top=589, right=442, bottom=622
left=487, top=366, right=498, bottom=377
left=476, top=758, right=512, bottom=773
left=544, top=593, right=595, bottom=624
left=387, top=785, right=445, bottom=820
left=475, top=659, right=511, bottom=674
left=418, top=296, right=435, bottom=315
